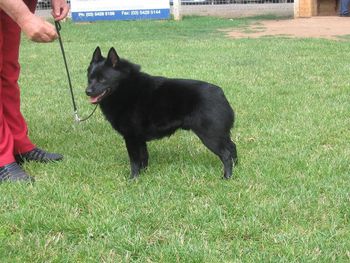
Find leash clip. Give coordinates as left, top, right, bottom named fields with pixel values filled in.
left=74, top=111, right=80, bottom=123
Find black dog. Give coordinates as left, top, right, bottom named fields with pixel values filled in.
left=86, top=47, right=237, bottom=179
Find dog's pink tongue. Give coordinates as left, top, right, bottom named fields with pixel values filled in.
left=90, top=96, right=99, bottom=104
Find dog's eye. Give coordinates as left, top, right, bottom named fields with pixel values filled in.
left=99, top=77, right=106, bottom=83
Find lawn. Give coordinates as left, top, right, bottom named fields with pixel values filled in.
left=0, top=16, right=349, bottom=262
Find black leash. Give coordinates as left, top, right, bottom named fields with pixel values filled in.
left=54, top=21, right=97, bottom=123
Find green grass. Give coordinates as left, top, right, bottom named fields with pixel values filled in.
left=1, top=16, right=349, bottom=262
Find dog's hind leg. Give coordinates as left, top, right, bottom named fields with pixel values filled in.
left=194, top=131, right=235, bottom=179
left=124, top=137, right=147, bottom=179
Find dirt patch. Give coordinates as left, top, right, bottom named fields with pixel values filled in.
left=226, top=17, right=350, bottom=40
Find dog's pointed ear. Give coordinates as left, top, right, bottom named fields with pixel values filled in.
left=91, top=46, right=103, bottom=63
left=106, top=47, right=120, bottom=68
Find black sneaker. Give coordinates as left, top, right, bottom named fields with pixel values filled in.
left=0, top=162, right=34, bottom=183
left=15, top=147, right=63, bottom=164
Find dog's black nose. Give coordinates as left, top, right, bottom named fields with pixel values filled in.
left=86, top=87, right=93, bottom=96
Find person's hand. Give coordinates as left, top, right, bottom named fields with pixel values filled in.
left=51, top=0, right=70, bottom=21
left=18, top=13, right=58, bottom=43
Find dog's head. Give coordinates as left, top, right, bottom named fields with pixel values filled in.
left=85, top=47, right=122, bottom=104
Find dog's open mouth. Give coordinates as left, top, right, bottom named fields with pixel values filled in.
left=89, top=89, right=110, bottom=104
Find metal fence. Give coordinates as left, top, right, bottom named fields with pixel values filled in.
left=36, top=0, right=294, bottom=18
left=37, top=0, right=55, bottom=10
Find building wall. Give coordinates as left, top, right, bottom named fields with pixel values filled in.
left=172, top=4, right=294, bottom=18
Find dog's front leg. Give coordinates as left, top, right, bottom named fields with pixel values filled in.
left=139, top=141, right=149, bottom=170
left=125, top=137, right=144, bottom=179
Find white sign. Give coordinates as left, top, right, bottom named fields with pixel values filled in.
left=71, top=0, right=170, bottom=22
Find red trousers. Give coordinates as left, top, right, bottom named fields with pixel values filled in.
left=0, top=0, right=37, bottom=166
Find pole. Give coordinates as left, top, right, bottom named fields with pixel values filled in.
left=173, top=0, right=182, bottom=21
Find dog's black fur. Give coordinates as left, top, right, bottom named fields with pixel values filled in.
left=86, top=47, right=237, bottom=179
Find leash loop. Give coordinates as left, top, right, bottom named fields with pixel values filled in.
left=54, top=21, right=97, bottom=123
